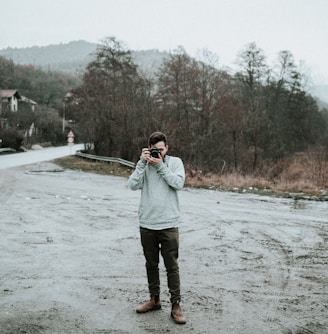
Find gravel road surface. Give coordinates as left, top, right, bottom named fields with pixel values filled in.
left=0, top=159, right=327, bottom=333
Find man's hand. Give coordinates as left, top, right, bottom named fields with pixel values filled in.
left=141, top=148, right=150, bottom=161
left=141, top=148, right=162, bottom=165
left=147, top=156, right=162, bottom=165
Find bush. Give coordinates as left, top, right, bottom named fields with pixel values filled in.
left=0, top=128, right=25, bottom=150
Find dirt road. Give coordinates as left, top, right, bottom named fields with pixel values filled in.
left=0, top=162, right=327, bottom=333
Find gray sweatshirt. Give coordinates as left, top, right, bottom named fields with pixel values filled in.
left=128, top=155, right=185, bottom=230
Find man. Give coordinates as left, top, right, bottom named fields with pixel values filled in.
left=128, top=131, right=186, bottom=325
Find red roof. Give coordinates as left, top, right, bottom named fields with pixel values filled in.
left=0, top=90, right=22, bottom=99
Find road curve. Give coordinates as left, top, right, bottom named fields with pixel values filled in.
left=0, top=144, right=84, bottom=170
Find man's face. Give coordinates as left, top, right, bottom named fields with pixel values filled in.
left=150, top=141, right=168, bottom=159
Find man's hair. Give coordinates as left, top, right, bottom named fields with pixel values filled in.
left=149, top=131, right=167, bottom=146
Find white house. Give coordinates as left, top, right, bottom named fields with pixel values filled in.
left=0, top=89, right=21, bottom=113
left=0, top=90, right=38, bottom=130
left=0, top=90, right=38, bottom=114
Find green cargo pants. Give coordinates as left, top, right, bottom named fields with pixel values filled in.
left=140, top=227, right=181, bottom=304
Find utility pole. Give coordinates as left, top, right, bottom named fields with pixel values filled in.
left=62, top=101, right=66, bottom=134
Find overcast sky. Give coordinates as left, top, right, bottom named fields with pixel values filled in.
left=1, top=0, right=328, bottom=85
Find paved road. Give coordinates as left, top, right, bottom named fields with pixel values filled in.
left=0, top=144, right=84, bottom=170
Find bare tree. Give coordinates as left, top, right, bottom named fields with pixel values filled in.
left=235, top=42, right=269, bottom=170
left=155, top=48, right=231, bottom=171
left=75, top=37, right=153, bottom=160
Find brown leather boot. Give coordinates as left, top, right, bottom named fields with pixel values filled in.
left=136, top=295, right=161, bottom=313
left=171, top=301, right=186, bottom=324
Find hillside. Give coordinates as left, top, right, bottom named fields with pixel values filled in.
left=0, top=40, right=327, bottom=103
left=0, top=40, right=95, bottom=74
left=0, top=40, right=169, bottom=77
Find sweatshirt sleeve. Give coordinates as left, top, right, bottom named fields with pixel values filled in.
left=127, top=159, right=147, bottom=190
left=155, top=157, right=185, bottom=190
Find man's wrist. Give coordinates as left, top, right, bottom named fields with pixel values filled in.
left=138, top=158, right=147, bottom=166
left=154, top=161, right=164, bottom=169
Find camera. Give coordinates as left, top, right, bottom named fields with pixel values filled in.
left=149, top=147, right=161, bottom=158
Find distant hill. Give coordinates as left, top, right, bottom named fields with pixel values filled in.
left=0, top=40, right=169, bottom=76
left=0, top=40, right=96, bottom=74
left=0, top=40, right=327, bottom=103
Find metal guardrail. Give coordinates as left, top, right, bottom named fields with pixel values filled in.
left=0, top=148, right=16, bottom=153
left=76, top=151, right=135, bottom=168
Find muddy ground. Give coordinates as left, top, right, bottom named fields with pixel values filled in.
left=0, top=162, right=327, bottom=334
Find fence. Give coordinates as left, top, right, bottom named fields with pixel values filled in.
left=75, top=151, right=135, bottom=168
left=0, top=148, right=16, bottom=153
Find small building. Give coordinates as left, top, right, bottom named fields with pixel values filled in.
left=0, top=89, right=38, bottom=129
left=20, top=96, right=38, bottom=112
left=0, top=89, right=21, bottom=113
left=0, top=90, right=38, bottom=114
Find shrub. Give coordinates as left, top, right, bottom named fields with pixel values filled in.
left=0, top=128, right=25, bottom=150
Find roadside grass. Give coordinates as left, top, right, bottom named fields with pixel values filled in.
left=54, top=153, right=328, bottom=200
left=53, top=156, right=132, bottom=177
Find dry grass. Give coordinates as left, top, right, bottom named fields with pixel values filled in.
left=54, top=153, right=328, bottom=200
left=185, top=151, right=328, bottom=199
left=53, top=156, right=133, bottom=177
